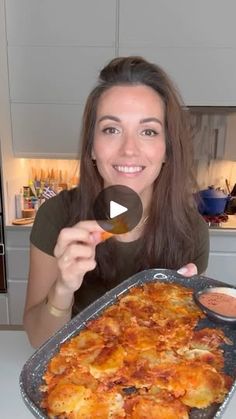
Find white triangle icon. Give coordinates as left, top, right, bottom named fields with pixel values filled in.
left=110, top=200, right=128, bottom=219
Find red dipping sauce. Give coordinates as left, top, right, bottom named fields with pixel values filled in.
left=199, top=292, right=236, bottom=317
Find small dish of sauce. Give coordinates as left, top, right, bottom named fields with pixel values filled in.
left=194, top=287, right=236, bottom=325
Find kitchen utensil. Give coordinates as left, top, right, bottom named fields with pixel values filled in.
left=12, top=217, right=35, bottom=225
left=197, top=186, right=230, bottom=215
left=225, top=179, right=231, bottom=195
left=231, top=183, right=236, bottom=196
left=224, top=181, right=236, bottom=214
left=225, top=196, right=236, bottom=215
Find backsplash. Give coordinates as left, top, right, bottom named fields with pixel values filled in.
left=195, top=159, right=236, bottom=193
left=5, top=158, right=80, bottom=224
left=189, top=107, right=236, bottom=193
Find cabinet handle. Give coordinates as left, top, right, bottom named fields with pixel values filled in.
left=0, top=244, right=5, bottom=255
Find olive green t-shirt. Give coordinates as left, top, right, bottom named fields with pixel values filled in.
left=30, top=189, right=209, bottom=315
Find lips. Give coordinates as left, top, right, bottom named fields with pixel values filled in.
left=113, top=165, right=145, bottom=174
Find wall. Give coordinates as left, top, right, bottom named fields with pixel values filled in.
left=196, top=160, right=236, bottom=192
left=191, top=110, right=236, bottom=192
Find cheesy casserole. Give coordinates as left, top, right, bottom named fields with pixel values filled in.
left=40, top=282, right=233, bottom=418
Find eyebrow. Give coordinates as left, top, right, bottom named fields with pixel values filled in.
left=140, top=117, right=163, bottom=126
left=97, top=115, right=163, bottom=126
left=97, top=115, right=120, bottom=123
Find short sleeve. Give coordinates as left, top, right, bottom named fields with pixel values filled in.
left=30, top=192, right=70, bottom=256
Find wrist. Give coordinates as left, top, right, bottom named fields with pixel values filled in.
left=46, top=281, right=75, bottom=312
left=53, top=280, right=75, bottom=299
left=45, top=294, right=74, bottom=318
left=55, top=272, right=83, bottom=295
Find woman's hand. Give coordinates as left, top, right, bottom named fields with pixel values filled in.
left=177, top=263, right=198, bottom=277
left=54, top=220, right=104, bottom=293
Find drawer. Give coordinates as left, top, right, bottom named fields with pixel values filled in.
left=206, top=253, right=236, bottom=285
left=0, top=294, right=9, bottom=324
left=6, top=247, right=29, bottom=279
left=5, top=228, right=31, bottom=247
left=209, top=231, right=236, bottom=252
left=8, top=280, right=27, bottom=325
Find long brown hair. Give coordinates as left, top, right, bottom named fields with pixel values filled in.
left=69, top=56, right=199, bottom=283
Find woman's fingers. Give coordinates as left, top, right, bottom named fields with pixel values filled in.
left=177, top=263, right=198, bottom=277
left=58, top=256, right=97, bottom=284
left=54, top=220, right=104, bottom=258
left=57, top=242, right=95, bottom=268
left=53, top=220, right=106, bottom=292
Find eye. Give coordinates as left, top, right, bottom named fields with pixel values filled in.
left=102, top=127, right=120, bottom=135
left=141, top=128, right=158, bottom=137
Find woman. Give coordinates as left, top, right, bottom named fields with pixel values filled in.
left=24, top=56, right=209, bottom=348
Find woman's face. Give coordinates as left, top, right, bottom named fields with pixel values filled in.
left=92, top=85, right=166, bottom=206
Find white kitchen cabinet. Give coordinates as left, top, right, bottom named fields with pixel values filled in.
left=3, top=0, right=236, bottom=158
left=8, top=45, right=114, bottom=157
left=5, top=227, right=30, bottom=325
left=11, top=103, right=84, bottom=158
left=119, top=0, right=236, bottom=48
left=4, top=0, right=117, bottom=157
left=7, top=281, right=28, bottom=324
left=119, top=0, right=236, bottom=106
left=6, top=0, right=116, bottom=47
left=205, top=229, right=236, bottom=286
left=0, top=294, right=9, bottom=324
left=118, top=47, right=236, bottom=106
left=8, top=47, right=115, bottom=105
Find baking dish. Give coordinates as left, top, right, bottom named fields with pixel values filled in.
left=19, top=269, right=236, bottom=419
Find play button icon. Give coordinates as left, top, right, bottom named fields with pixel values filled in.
left=93, top=185, right=143, bottom=234
left=110, top=201, right=128, bottom=219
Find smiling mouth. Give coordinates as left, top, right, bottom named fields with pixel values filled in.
left=113, top=165, right=145, bottom=174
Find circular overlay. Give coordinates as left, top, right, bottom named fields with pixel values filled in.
left=93, top=185, right=143, bottom=234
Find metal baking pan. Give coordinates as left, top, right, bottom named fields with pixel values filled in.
left=19, top=269, right=236, bottom=418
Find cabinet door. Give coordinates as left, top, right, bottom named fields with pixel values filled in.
left=8, top=280, right=27, bottom=324
left=205, top=231, right=236, bottom=285
left=6, top=0, right=116, bottom=46
left=5, top=228, right=30, bottom=325
left=119, top=0, right=236, bottom=105
left=206, top=253, right=236, bottom=286
left=5, top=0, right=117, bottom=157
left=0, top=294, right=9, bottom=324
left=119, top=0, right=236, bottom=48
left=119, top=47, right=236, bottom=106
left=9, top=46, right=114, bottom=157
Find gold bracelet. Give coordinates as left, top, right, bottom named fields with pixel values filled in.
left=45, top=296, right=74, bottom=318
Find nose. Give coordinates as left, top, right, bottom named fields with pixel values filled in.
left=119, top=131, right=140, bottom=156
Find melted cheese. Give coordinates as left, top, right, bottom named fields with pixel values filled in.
left=41, top=282, right=232, bottom=418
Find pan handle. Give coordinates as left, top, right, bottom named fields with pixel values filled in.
left=153, top=273, right=168, bottom=279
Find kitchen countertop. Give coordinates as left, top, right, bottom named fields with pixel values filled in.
left=5, top=214, right=236, bottom=230
left=209, top=214, right=236, bottom=230
left=0, top=330, right=236, bottom=418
